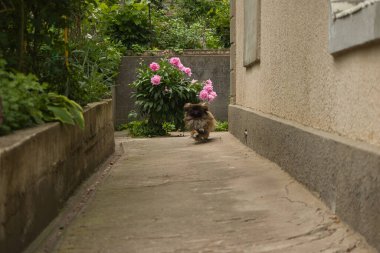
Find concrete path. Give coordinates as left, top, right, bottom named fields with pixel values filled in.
left=30, top=132, right=375, bottom=253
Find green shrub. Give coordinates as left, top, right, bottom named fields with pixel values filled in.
left=123, top=120, right=177, bottom=137
left=0, top=66, right=45, bottom=134
left=126, top=120, right=167, bottom=137
left=215, top=121, right=228, bottom=132
left=102, top=0, right=229, bottom=50
left=162, top=122, right=176, bottom=133
left=105, top=2, right=152, bottom=49
left=0, top=60, right=84, bottom=135
left=152, top=16, right=222, bottom=49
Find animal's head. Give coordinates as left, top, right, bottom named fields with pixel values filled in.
left=184, top=103, right=208, bottom=118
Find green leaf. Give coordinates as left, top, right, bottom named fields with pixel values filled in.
left=69, top=106, right=85, bottom=129
left=47, top=106, right=75, bottom=125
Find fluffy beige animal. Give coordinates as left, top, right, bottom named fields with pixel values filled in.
left=184, top=103, right=216, bottom=142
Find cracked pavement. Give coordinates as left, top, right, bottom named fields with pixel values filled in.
left=29, top=132, right=376, bottom=253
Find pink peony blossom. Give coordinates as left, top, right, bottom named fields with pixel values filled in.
left=203, top=85, right=213, bottom=93
left=199, top=86, right=218, bottom=102
left=169, top=57, right=181, bottom=67
left=178, top=63, right=185, bottom=70
left=151, top=75, right=161, bottom=85
left=208, top=91, right=217, bottom=102
left=210, top=91, right=217, bottom=97
left=183, top=67, right=192, bottom=77
left=204, top=79, right=213, bottom=86
left=149, top=62, right=160, bottom=71
left=208, top=94, right=216, bottom=102
left=199, top=90, right=209, bottom=101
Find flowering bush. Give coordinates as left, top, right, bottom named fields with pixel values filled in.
left=130, top=57, right=217, bottom=134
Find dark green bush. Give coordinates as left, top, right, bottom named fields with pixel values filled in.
left=0, top=60, right=83, bottom=135
left=125, top=120, right=167, bottom=137
left=104, top=2, right=152, bottom=49
left=0, top=64, right=45, bottom=134
left=104, top=0, right=229, bottom=50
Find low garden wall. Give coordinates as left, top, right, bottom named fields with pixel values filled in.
left=113, top=50, right=230, bottom=127
left=0, top=100, right=114, bottom=253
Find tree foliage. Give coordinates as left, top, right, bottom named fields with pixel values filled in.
left=0, top=0, right=124, bottom=105
left=104, top=0, right=230, bottom=50
left=0, top=0, right=87, bottom=72
left=0, top=0, right=123, bottom=134
left=104, top=2, right=152, bottom=49
left=174, top=0, right=230, bottom=47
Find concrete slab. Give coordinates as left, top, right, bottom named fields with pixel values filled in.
left=30, top=133, right=375, bottom=253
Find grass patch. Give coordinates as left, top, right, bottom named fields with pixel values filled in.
left=215, top=121, right=228, bottom=131
left=117, top=120, right=173, bottom=137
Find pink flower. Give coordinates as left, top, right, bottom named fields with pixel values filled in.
left=151, top=75, right=161, bottom=85
left=203, top=85, right=213, bottom=93
left=199, top=90, right=209, bottom=101
left=208, top=94, right=216, bottom=102
left=178, top=63, right=185, bottom=70
left=169, top=57, right=181, bottom=67
left=208, top=91, right=217, bottom=102
left=183, top=67, right=192, bottom=77
left=199, top=86, right=218, bottom=102
left=210, top=91, right=217, bottom=97
left=149, top=62, right=160, bottom=71
left=204, top=79, right=213, bottom=86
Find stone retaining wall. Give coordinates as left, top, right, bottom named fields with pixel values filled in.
left=0, top=100, right=114, bottom=253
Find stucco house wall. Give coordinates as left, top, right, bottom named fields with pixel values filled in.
left=234, top=0, right=380, bottom=147
left=230, top=0, right=380, bottom=251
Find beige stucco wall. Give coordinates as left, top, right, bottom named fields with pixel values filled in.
left=234, top=0, right=380, bottom=147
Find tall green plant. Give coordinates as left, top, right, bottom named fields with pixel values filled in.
left=43, top=0, right=124, bottom=105
left=0, top=0, right=123, bottom=107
